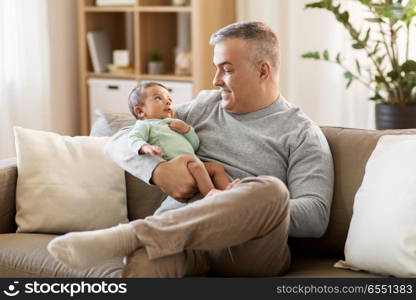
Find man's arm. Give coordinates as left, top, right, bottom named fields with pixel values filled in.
left=106, top=127, right=165, bottom=184
left=287, top=125, right=334, bottom=238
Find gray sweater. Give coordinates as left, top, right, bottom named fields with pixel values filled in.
left=106, top=90, right=334, bottom=238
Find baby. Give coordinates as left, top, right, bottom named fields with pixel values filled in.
left=127, top=82, right=232, bottom=198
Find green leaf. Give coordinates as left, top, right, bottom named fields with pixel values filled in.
left=369, top=93, right=383, bottom=101
left=364, top=27, right=371, bottom=43
left=401, top=60, right=416, bottom=73
left=323, top=49, right=329, bottom=60
left=387, top=70, right=399, bottom=80
left=371, top=41, right=380, bottom=56
left=355, top=59, right=362, bottom=75
left=402, top=0, right=416, bottom=22
left=376, top=55, right=386, bottom=65
left=338, top=11, right=350, bottom=24
left=336, top=53, right=341, bottom=64
left=375, top=75, right=384, bottom=83
left=301, top=51, right=321, bottom=59
left=305, top=1, right=327, bottom=9
left=344, top=71, right=353, bottom=80
left=352, top=43, right=365, bottom=49
left=365, top=17, right=384, bottom=23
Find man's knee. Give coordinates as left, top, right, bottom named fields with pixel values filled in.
left=239, top=176, right=289, bottom=204
left=260, top=176, right=289, bottom=202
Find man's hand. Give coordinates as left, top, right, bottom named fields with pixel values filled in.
left=139, top=144, right=164, bottom=157
left=151, top=155, right=198, bottom=202
left=168, top=120, right=190, bottom=134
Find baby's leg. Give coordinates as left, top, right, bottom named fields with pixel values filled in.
left=203, top=162, right=231, bottom=190
left=187, top=160, right=215, bottom=196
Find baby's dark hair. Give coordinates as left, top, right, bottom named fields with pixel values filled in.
left=128, top=82, right=169, bottom=119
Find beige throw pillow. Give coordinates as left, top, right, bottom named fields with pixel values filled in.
left=336, top=135, right=416, bottom=277
left=14, top=127, right=128, bottom=233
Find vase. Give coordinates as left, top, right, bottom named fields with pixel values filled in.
left=148, top=61, right=164, bottom=75
left=375, top=103, right=416, bottom=130
left=172, top=0, right=187, bottom=5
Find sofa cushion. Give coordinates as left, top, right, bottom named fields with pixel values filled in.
left=290, top=127, right=416, bottom=258
left=125, top=172, right=166, bottom=221
left=90, top=110, right=135, bottom=137
left=0, top=233, right=123, bottom=277
left=341, top=135, right=416, bottom=277
left=14, top=127, right=128, bottom=233
left=282, top=257, right=381, bottom=278
left=0, top=158, right=17, bottom=234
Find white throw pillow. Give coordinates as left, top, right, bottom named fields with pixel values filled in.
left=14, top=127, right=128, bottom=233
left=337, top=135, right=416, bottom=277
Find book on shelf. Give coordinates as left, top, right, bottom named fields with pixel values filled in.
left=86, top=31, right=112, bottom=73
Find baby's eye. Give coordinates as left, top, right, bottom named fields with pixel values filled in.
left=154, top=96, right=162, bottom=101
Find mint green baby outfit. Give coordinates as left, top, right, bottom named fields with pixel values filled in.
left=128, top=118, right=199, bottom=161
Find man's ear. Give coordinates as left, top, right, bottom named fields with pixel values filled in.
left=134, top=106, right=145, bottom=118
left=258, top=61, right=271, bottom=80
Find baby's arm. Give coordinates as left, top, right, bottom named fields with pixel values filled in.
left=169, top=120, right=200, bottom=151
left=139, top=144, right=163, bottom=157
left=128, top=122, right=163, bottom=156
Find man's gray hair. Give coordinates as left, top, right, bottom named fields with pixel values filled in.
left=209, top=21, right=280, bottom=70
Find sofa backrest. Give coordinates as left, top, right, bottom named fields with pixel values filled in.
left=289, top=126, right=416, bottom=258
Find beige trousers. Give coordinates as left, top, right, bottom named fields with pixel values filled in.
left=123, top=176, right=291, bottom=277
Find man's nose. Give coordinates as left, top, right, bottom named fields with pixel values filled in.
left=212, top=71, right=223, bottom=87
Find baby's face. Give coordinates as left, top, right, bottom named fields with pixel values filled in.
left=137, top=85, right=174, bottom=119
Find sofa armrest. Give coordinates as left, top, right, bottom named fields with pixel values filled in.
left=0, top=158, right=17, bottom=233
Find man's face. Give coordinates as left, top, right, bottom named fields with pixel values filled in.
left=212, top=38, right=259, bottom=114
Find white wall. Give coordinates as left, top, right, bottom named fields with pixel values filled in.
left=47, top=0, right=80, bottom=136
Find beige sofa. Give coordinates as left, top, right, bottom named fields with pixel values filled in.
left=1, top=126, right=415, bottom=277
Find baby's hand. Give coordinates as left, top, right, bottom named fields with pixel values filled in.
left=168, top=120, right=190, bottom=134
left=139, top=144, right=164, bottom=157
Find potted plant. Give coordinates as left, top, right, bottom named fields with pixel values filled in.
left=148, top=50, right=164, bottom=75
left=302, top=0, right=416, bottom=129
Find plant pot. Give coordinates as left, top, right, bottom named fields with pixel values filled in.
left=148, top=61, right=164, bottom=75
left=375, top=103, right=416, bottom=130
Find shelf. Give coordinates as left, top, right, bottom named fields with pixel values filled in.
left=139, top=74, right=192, bottom=82
left=83, top=5, right=191, bottom=13
left=86, top=72, right=137, bottom=79
left=84, top=6, right=136, bottom=12
left=138, top=6, right=191, bottom=12
left=78, top=0, right=236, bottom=135
left=85, top=72, right=192, bottom=82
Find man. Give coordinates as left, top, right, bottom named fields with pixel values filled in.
left=48, top=22, right=334, bottom=277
